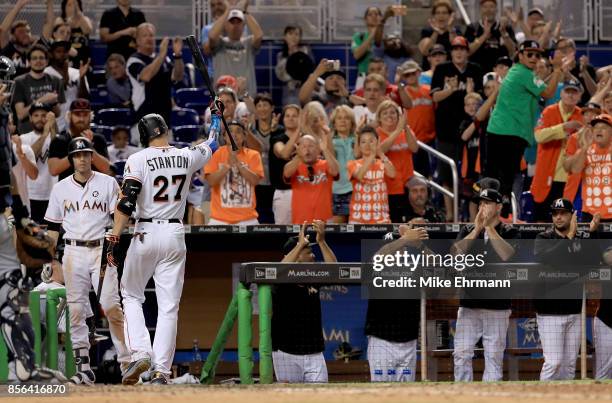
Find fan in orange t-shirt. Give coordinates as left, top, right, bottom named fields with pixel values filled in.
left=375, top=100, right=419, bottom=223
left=347, top=126, right=396, bottom=224
left=283, top=134, right=340, bottom=224
left=397, top=60, right=436, bottom=179
left=565, top=114, right=612, bottom=222
left=204, top=121, right=264, bottom=225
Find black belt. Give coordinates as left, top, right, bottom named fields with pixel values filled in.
left=138, top=218, right=181, bottom=223
left=64, top=239, right=102, bottom=248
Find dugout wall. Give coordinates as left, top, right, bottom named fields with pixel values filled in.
left=165, top=224, right=612, bottom=381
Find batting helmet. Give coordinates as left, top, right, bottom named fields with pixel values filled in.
left=0, top=55, right=16, bottom=101
left=138, top=113, right=168, bottom=147
left=68, top=136, right=94, bottom=166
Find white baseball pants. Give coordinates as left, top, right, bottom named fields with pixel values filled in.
left=272, top=189, right=292, bottom=225
left=367, top=336, right=417, bottom=382
left=120, top=221, right=186, bottom=375
left=453, top=307, right=511, bottom=382
left=62, top=244, right=130, bottom=364
left=537, top=313, right=580, bottom=380
left=594, top=317, right=612, bottom=379
left=272, top=350, right=328, bottom=383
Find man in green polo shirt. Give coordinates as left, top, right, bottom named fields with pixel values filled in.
left=351, top=5, right=406, bottom=88
left=486, top=40, right=568, bottom=215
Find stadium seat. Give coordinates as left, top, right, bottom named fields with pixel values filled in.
left=185, top=102, right=208, bottom=117
left=114, top=160, right=127, bottom=177
left=171, top=108, right=199, bottom=127
left=175, top=88, right=210, bottom=108
left=92, top=124, right=114, bottom=142
left=95, top=108, right=133, bottom=127
left=89, top=87, right=110, bottom=110
left=90, top=69, right=107, bottom=88
left=173, top=125, right=200, bottom=143
left=574, top=184, right=583, bottom=219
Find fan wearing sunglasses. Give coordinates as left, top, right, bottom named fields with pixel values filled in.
left=283, top=134, right=340, bottom=224
left=486, top=39, right=572, bottom=218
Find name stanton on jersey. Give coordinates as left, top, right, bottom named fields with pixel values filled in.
left=145, top=155, right=190, bottom=172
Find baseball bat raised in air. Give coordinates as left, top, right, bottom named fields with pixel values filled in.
left=185, top=34, right=239, bottom=151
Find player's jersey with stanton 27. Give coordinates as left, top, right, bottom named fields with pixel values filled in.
left=123, top=145, right=212, bottom=220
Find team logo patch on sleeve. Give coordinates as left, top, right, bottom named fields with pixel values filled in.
left=190, top=145, right=211, bottom=159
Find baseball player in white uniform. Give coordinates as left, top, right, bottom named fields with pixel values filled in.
left=44, top=136, right=130, bottom=385
left=105, top=113, right=214, bottom=385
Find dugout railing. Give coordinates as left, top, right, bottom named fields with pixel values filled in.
left=0, top=289, right=75, bottom=382
left=414, top=140, right=460, bottom=224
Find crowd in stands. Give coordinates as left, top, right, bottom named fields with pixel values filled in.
left=3, top=0, right=612, bottom=226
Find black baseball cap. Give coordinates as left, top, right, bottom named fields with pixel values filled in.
left=69, top=98, right=91, bottom=112
left=476, top=188, right=503, bottom=204
left=49, top=40, right=71, bottom=52
left=429, top=44, right=447, bottom=56
left=29, top=102, right=50, bottom=115
left=282, top=236, right=316, bottom=255
left=495, top=56, right=513, bottom=68
left=562, top=78, right=583, bottom=92
left=519, top=40, right=543, bottom=53
left=550, top=198, right=574, bottom=213
left=582, top=102, right=602, bottom=114
left=473, top=177, right=501, bottom=194
left=321, top=70, right=346, bottom=80
left=591, top=114, right=612, bottom=127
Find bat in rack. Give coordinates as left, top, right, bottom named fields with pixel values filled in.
left=185, top=34, right=239, bottom=151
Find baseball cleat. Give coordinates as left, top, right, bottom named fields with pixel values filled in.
left=33, top=367, right=69, bottom=383
left=120, top=362, right=130, bottom=376
left=70, top=369, right=96, bottom=385
left=121, top=358, right=151, bottom=385
left=89, top=332, right=109, bottom=346
left=150, top=371, right=169, bottom=385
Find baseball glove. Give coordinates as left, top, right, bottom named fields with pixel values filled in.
left=16, top=228, right=55, bottom=270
